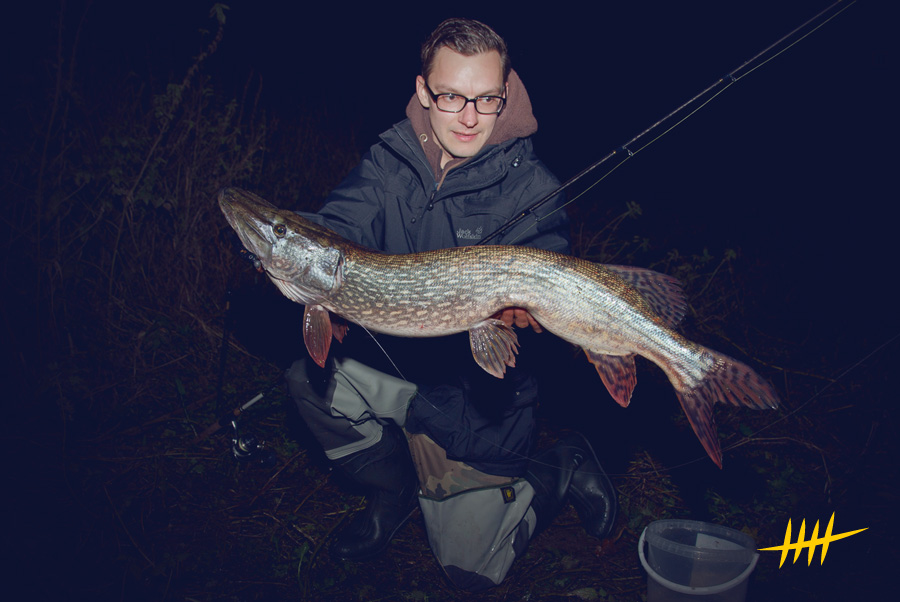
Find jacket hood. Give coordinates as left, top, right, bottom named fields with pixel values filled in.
left=405, top=69, right=538, bottom=180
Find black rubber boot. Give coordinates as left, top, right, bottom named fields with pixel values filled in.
left=523, top=441, right=577, bottom=535
left=558, top=432, right=617, bottom=538
left=329, top=425, right=419, bottom=560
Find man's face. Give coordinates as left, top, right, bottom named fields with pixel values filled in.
left=416, top=48, right=506, bottom=169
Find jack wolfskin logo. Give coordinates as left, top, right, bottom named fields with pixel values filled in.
left=758, top=512, right=867, bottom=568
left=456, top=226, right=483, bottom=241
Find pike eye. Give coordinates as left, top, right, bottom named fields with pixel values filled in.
left=273, top=224, right=287, bottom=237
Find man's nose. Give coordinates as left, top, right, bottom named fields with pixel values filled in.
left=458, top=102, right=479, bottom=128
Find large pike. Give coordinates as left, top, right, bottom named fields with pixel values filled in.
left=219, top=187, right=778, bottom=467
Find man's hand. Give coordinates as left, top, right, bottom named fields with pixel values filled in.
left=494, top=308, right=543, bottom=333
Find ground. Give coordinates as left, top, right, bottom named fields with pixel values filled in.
left=13, top=291, right=896, bottom=600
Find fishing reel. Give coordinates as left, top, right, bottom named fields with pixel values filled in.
left=230, top=419, right=276, bottom=466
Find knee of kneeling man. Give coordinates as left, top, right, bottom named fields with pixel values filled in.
left=284, top=359, right=310, bottom=395
left=285, top=358, right=331, bottom=399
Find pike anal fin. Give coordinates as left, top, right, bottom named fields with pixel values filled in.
left=585, top=350, right=637, bottom=408
left=303, top=304, right=333, bottom=368
left=469, top=319, right=519, bottom=379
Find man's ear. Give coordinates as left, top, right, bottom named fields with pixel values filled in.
left=416, top=75, right=431, bottom=109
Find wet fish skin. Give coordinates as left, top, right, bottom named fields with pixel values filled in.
left=218, top=187, right=779, bottom=467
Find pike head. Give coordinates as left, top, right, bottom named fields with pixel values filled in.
left=218, top=187, right=344, bottom=305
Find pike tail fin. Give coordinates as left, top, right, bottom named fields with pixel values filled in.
left=675, top=348, right=780, bottom=468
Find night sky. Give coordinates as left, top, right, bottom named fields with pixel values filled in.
left=11, top=0, right=889, bottom=349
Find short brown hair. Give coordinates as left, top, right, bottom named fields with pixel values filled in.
left=421, top=18, right=511, bottom=83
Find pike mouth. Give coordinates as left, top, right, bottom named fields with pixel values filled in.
left=219, top=188, right=274, bottom=259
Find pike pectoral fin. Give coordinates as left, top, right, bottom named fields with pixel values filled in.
left=469, top=319, right=519, bottom=379
left=303, top=304, right=333, bottom=368
left=585, top=350, right=637, bottom=408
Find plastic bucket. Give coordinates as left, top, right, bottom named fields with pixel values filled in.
left=638, top=520, right=759, bottom=601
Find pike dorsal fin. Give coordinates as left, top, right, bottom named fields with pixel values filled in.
left=604, top=265, right=687, bottom=327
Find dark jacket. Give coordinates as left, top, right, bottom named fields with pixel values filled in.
left=304, top=119, right=568, bottom=254
left=303, top=73, right=570, bottom=476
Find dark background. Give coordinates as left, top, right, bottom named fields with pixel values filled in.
left=3, top=1, right=896, bottom=599
left=10, top=0, right=892, bottom=345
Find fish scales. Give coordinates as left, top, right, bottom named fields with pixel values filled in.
left=334, top=244, right=674, bottom=362
left=218, top=187, right=779, bottom=467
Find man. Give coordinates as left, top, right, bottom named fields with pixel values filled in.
left=285, top=18, right=616, bottom=591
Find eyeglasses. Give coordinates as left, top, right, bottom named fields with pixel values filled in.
left=424, top=83, right=506, bottom=115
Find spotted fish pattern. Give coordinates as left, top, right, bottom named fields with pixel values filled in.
left=219, top=187, right=780, bottom=467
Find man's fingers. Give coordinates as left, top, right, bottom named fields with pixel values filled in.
left=493, top=308, right=543, bottom=333
left=512, top=308, right=542, bottom=332
left=523, top=310, right=543, bottom=333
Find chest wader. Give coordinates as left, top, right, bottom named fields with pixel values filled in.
left=410, top=430, right=617, bottom=592
left=286, top=357, right=617, bottom=590
left=286, top=357, right=419, bottom=560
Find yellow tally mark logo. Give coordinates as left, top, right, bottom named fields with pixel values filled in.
left=758, top=512, right=867, bottom=568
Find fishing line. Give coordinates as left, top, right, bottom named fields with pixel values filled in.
left=481, top=0, right=856, bottom=248
left=718, top=332, right=900, bottom=454
left=412, top=1, right=861, bottom=475
left=363, top=326, right=899, bottom=478
left=357, top=323, right=410, bottom=383
left=355, top=0, right=866, bottom=475
left=290, top=3, right=864, bottom=478
left=627, top=331, right=900, bottom=474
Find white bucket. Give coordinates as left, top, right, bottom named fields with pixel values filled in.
left=638, top=520, right=759, bottom=601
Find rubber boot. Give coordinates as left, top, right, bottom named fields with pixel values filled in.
left=329, top=425, right=419, bottom=560
left=523, top=441, right=577, bottom=535
left=558, top=432, right=617, bottom=538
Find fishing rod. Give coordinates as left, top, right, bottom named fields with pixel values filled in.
left=219, top=2, right=858, bottom=476
left=192, top=381, right=280, bottom=465
left=476, top=0, right=855, bottom=247
left=200, top=230, right=281, bottom=464
left=192, top=387, right=268, bottom=444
